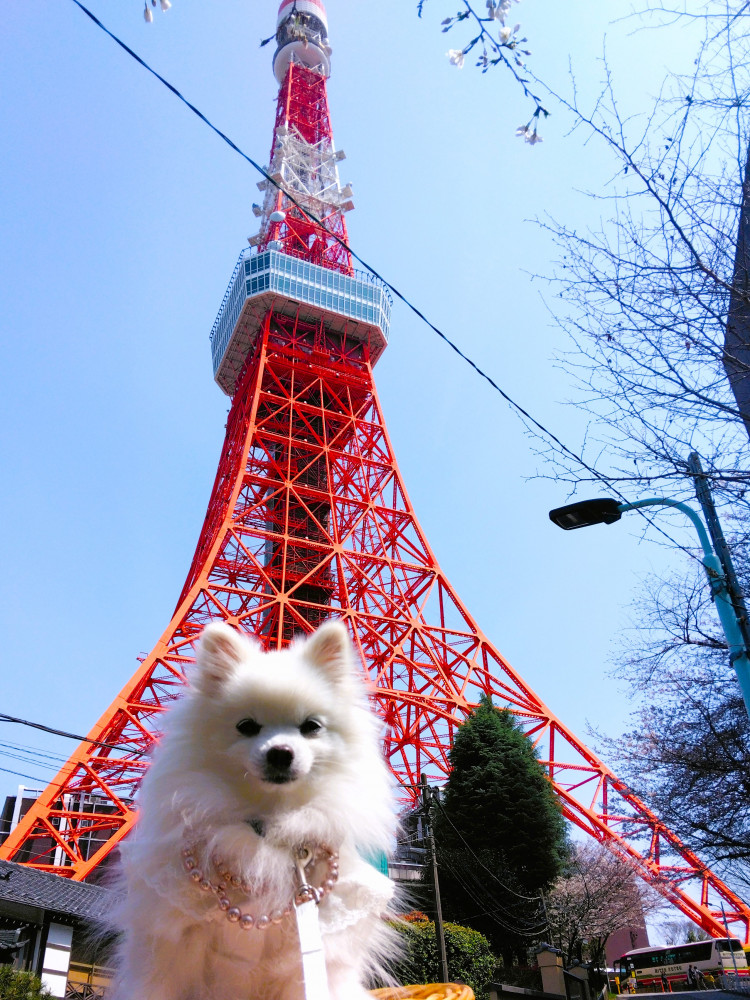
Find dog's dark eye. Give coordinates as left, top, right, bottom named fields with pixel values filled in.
left=299, top=718, right=322, bottom=737
left=236, top=718, right=262, bottom=737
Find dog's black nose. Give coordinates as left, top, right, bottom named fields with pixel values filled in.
left=266, top=746, right=294, bottom=770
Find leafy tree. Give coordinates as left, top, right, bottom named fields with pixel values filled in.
left=0, top=965, right=50, bottom=1000
left=546, top=842, right=662, bottom=978
left=432, top=697, right=568, bottom=965
left=390, top=913, right=498, bottom=1000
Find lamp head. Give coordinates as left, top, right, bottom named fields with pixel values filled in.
left=549, top=498, right=623, bottom=530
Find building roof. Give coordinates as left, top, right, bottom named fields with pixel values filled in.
left=0, top=860, right=115, bottom=922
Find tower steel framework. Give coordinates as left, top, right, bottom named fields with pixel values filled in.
left=2, top=0, right=749, bottom=944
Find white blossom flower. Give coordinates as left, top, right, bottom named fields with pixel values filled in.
left=515, top=124, right=530, bottom=138
left=498, top=25, right=512, bottom=42
left=447, top=48, right=465, bottom=68
left=526, top=130, right=543, bottom=145
left=492, top=0, right=510, bottom=19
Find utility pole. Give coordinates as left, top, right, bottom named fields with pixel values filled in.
left=687, top=452, right=750, bottom=652
left=724, top=139, right=750, bottom=441
left=421, top=775, right=449, bottom=983
left=719, top=903, right=740, bottom=978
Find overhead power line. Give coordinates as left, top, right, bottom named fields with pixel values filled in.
left=443, top=862, right=547, bottom=936
left=0, top=712, right=125, bottom=753
left=0, top=740, right=67, bottom=764
left=0, top=766, right=47, bottom=784
left=64, top=0, right=702, bottom=568
left=62, top=6, right=612, bottom=481
left=0, top=750, right=59, bottom=772
left=66, top=0, right=585, bottom=473
left=434, top=797, right=543, bottom=902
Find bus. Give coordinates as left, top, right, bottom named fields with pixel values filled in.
left=613, top=938, right=748, bottom=990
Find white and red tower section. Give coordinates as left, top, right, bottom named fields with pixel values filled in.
left=2, top=2, right=749, bottom=943
left=251, top=0, right=354, bottom=274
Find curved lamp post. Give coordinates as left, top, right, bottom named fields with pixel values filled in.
left=548, top=496, right=750, bottom=720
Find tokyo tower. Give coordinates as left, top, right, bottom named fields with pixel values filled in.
left=3, top=0, right=749, bottom=944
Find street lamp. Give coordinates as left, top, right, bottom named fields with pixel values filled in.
left=549, top=495, right=750, bottom=719
left=548, top=498, right=622, bottom=530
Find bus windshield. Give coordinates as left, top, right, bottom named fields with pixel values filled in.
left=718, top=940, right=745, bottom=953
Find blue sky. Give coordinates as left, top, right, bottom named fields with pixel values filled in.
left=0, top=1, right=702, bottom=816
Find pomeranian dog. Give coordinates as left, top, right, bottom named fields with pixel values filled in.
left=107, top=620, right=399, bottom=1000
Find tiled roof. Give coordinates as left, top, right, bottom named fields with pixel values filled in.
left=0, top=860, right=115, bottom=921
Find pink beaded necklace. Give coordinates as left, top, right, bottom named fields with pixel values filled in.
left=182, top=843, right=339, bottom=931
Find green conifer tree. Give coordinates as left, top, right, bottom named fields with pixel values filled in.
left=431, top=696, right=568, bottom=966
left=0, top=965, right=50, bottom=1000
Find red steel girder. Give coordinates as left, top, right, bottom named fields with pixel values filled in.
left=2, top=309, right=749, bottom=944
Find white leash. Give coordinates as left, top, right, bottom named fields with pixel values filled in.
left=294, top=847, right=331, bottom=1000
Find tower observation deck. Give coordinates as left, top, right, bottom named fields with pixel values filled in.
left=2, top=0, right=749, bottom=948
left=211, top=249, right=390, bottom=396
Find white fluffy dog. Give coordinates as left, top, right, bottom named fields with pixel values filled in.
left=107, top=620, right=399, bottom=1000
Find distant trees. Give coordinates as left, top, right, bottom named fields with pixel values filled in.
left=432, top=696, right=568, bottom=965
left=546, top=842, right=661, bottom=974
left=660, top=917, right=710, bottom=947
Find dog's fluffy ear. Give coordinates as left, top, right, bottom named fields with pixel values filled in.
left=303, top=620, right=353, bottom=685
left=194, top=623, right=249, bottom=695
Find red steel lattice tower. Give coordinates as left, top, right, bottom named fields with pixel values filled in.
left=3, top=0, right=750, bottom=943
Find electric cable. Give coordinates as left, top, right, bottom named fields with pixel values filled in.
left=0, top=741, right=72, bottom=792
left=441, top=856, right=548, bottom=934
left=418, top=789, right=548, bottom=936
left=0, top=740, right=67, bottom=761
left=425, top=862, right=537, bottom=934
left=65, top=0, right=704, bottom=567
left=0, top=712, right=135, bottom=753
left=446, top=860, right=547, bottom=929
left=0, top=742, right=67, bottom=767
left=0, top=750, right=60, bottom=772
left=434, top=797, right=545, bottom=902
left=0, top=766, right=47, bottom=784
left=439, top=862, right=548, bottom=936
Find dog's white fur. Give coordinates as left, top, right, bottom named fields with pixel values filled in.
left=107, top=621, right=399, bottom=1000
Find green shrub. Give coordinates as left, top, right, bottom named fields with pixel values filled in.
left=390, top=916, right=498, bottom=1000
left=0, top=965, right=51, bottom=1000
